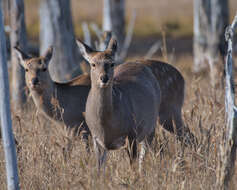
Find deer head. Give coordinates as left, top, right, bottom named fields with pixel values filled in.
left=14, top=47, right=53, bottom=92
left=76, top=38, right=117, bottom=88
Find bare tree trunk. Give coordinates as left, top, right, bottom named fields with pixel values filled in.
left=39, top=0, right=53, bottom=55
left=103, top=0, right=125, bottom=54
left=0, top=5, right=20, bottom=190
left=216, top=13, right=237, bottom=190
left=10, top=0, right=27, bottom=111
left=193, top=0, right=229, bottom=85
left=41, top=0, right=83, bottom=82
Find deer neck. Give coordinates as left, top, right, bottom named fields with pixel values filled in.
left=30, top=78, right=58, bottom=119
left=90, top=84, right=113, bottom=122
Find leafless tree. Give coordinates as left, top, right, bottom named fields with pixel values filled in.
left=193, top=0, right=229, bottom=86
left=103, top=0, right=125, bottom=54
left=0, top=4, right=20, bottom=190
left=10, top=0, right=28, bottom=111
left=216, top=13, right=237, bottom=190
left=40, top=0, right=83, bottom=82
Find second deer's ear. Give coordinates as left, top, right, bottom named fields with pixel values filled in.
left=43, top=46, right=53, bottom=66
left=13, top=47, right=30, bottom=68
left=76, top=39, right=94, bottom=62
left=106, top=38, right=117, bottom=57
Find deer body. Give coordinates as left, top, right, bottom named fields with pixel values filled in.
left=77, top=38, right=161, bottom=171
left=139, top=60, right=196, bottom=145
left=14, top=47, right=91, bottom=138
left=30, top=80, right=90, bottom=129
left=86, top=62, right=160, bottom=150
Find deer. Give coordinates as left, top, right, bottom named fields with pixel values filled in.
left=14, top=46, right=91, bottom=151
left=99, top=33, right=196, bottom=148
left=136, top=59, right=197, bottom=147
left=77, top=38, right=161, bottom=173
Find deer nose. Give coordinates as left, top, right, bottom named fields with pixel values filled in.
left=32, top=78, right=39, bottom=85
left=100, top=75, right=109, bottom=83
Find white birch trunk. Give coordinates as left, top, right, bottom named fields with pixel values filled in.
left=41, top=0, right=83, bottom=82
left=216, top=13, right=237, bottom=190
left=193, top=0, right=229, bottom=86
left=39, top=0, right=53, bottom=55
left=103, top=0, right=125, bottom=54
left=10, top=0, right=27, bottom=111
left=0, top=5, right=20, bottom=190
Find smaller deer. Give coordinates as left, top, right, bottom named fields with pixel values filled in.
left=77, top=38, right=161, bottom=172
left=14, top=47, right=91, bottom=148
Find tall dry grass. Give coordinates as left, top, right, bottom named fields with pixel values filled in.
left=1, top=55, right=236, bottom=189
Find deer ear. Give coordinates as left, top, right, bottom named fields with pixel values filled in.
left=43, top=46, right=53, bottom=66
left=13, top=46, right=29, bottom=68
left=76, top=39, right=94, bottom=62
left=106, top=38, right=117, bottom=58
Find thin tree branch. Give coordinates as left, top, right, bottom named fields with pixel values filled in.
left=82, top=22, right=91, bottom=46
left=118, top=10, right=136, bottom=63
left=144, top=41, right=161, bottom=59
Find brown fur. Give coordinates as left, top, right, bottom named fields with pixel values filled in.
left=14, top=47, right=91, bottom=149
left=77, top=38, right=161, bottom=172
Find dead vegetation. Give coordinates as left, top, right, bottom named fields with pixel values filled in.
left=1, top=55, right=236, bottom=189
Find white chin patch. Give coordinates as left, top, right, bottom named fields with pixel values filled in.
left=99, top=83, right=108, bottom=88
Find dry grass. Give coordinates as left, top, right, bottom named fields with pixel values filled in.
left=2, top=1, right=237, bottom=188
left=1, top=55, right=237, bottom=189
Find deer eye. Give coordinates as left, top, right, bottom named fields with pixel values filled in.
left=42, top=67, right=47, bottom=72
left=91, top=63, right=96, bottom=67
left=111, top=63, right=114, bottom=68
left=25, top=68, right=29, bottom=72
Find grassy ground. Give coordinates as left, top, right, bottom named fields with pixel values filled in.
left=1, top=0, right=237, bottom=189
left=1, top=55, right=236, bottom=189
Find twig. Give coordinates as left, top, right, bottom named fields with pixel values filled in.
left=90, top=23, right=103, bottom=40
left=118, top=10, right=136, bottom=63
left=82, top=22, right=91, bottom=46
left=144, top=41, right=161, bottom=59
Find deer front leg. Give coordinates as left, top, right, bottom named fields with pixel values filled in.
left=138, top=141, right=146, bottom=174
left=93, top=138, right=107, bottom=174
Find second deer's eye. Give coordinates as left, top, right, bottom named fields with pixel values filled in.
left=25, top=68, right=29, bottom=72
left=42, top=67, right=47, bottom=72
left=91, top=63, right=96, bottom=67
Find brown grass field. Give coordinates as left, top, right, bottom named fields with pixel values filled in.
left=1, top=0, right=237, bottom=189
left=1, top=55, right=235, bottom=189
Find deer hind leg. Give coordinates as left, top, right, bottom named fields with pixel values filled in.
left=138, top=131, right=155, bottom=174
left=159, top=108, right=197, bottom=148
left=93, top=138, right=107, bottom=174
left=138, top=141, right=146, bottom=173
left=126, top=137, right=138, bottom=167
left=172, top=109, right=198, bottom=149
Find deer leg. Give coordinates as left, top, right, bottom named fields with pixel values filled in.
left=173, top=110, right=198, bottom=149
left=126, top=137, right=138, bottom=166
left=93, top=138, right=107, bottom=174
left=159, top=113, right=175, bottom=134
left=159, top=111, right=195, bottom=148
left=146, top=129, right=155, bottom=146
left=138, top=141, right=146, bottom=173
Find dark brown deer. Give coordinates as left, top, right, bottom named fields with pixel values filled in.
left=137, top=60, right=197, bottom=147
left=77, top=38, right=161, bottom=172
left=14, top=47, right=91, bottom=149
